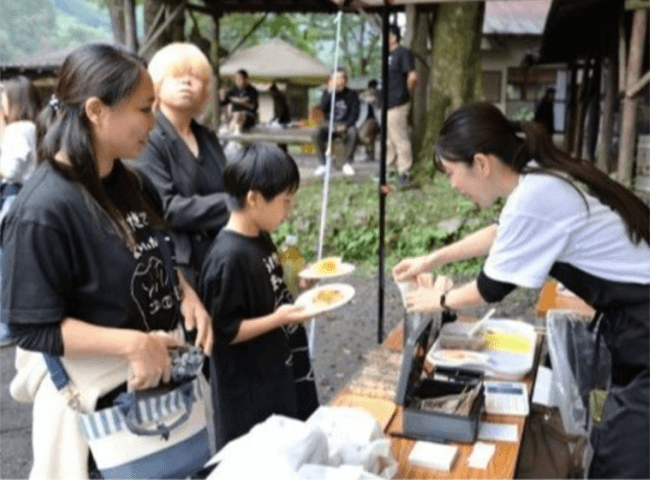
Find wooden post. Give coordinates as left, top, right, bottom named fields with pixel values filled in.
left=619, top=10, right=627, bottom=93
left=596, top=52, right=618, bottom=172
left=618, top=8, right=648, bottom=185
left=572, top=59, right=590, bottom=158
left=584, top=56, right=601, bottom=162
left=564, top=61, right=578, bottom=153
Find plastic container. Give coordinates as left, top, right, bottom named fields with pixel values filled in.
left=437, top=322, right=485, bottom=351
left=281, top=235, right=306, bottom=295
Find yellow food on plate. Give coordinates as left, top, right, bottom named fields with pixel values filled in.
left=314, top=257, right=341, bottom=275
left=483, top=332, right=532, bottom=353
left=313, top=288, right=343, bottom=306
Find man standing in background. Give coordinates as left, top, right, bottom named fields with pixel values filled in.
left=221, top=69, right=259, bottom=133
left=386, top=24, right=418, bottom=189
left=534, top=87, right=555, bottom=136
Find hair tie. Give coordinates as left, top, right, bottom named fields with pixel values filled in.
left=49, top=94, right=61, bottom=112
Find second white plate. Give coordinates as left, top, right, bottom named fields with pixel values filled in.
left=294, top=283, right=355, bottom=316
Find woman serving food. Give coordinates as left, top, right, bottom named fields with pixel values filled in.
left=393, top=102, right=650, bottom=479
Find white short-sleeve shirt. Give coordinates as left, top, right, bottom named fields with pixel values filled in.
left=0, top=120, right=37, bottom=184
left=484, top=166, right=650, bottom=289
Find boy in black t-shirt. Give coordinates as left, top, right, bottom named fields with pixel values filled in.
left=199, top=142, right=320, bottom=447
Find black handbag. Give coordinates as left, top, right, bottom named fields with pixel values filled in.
left=516, top=404, right=587, bottom=479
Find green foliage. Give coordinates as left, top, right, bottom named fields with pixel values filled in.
left=1, top=0, right=111, bottom=63
left=511, top=106, right=535, bottom=122
left=271, top=175, right=502, bottom=278
left=0, top=0, right=56, bottom=62
left=219, top=12, right=381, bottom=79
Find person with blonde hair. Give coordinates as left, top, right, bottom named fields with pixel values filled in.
left=136, top=42, right=229, bottom=285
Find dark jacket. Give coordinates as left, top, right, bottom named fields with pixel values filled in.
left=134, top=111, right=229, bottom=272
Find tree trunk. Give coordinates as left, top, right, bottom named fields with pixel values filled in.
left=618, top=8, right=648, bottom=186
left=419, top=2, right=485, bottom=166
left=124, top=0, right=138, bottom=52
left=141, top=0, right=185, bottom=59
left=106, top=0, right=126, bottom=45
left=405, top=4, right=432, bottom=161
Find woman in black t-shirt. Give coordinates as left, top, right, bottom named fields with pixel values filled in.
left=1, top=44, right=213, bottom=479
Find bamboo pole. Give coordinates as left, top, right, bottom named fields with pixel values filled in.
left=618, top=8, right=647, bottom=185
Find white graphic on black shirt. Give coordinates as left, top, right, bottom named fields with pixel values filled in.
left=334, top=99, right=348, bottom=122
left=131, top=255, right=175, bottom=331
left=262, top=253, right=292, bottom=308
left=126, top=210, right=177, bottom=331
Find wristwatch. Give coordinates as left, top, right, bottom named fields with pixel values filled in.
left=440, top=292, right=451, bottom=312
left=440, top=292, right=457, bottom=324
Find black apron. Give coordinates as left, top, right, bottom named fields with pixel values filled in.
left=550, top=262, right=650, bottom=479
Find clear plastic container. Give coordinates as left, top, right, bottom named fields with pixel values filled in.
left=437, top=322, right=485, bottom=351
left=281, top=235, right=306, bottom=295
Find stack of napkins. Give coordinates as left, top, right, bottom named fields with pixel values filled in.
left=408, top=441, right=458, bottom=472
left=467, top=442, right=496, bottom=469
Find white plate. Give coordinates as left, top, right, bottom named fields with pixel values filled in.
left=294, top=283, right=355, bottom=316
left=427, top=319, right=537, bottom=380
left=430, top=349, right=491, bottom=368
left=299, top=261, right=355, bottom=279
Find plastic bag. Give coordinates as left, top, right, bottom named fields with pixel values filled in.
left=208, top=415, right=329, bottom=474
left=297, top=464, right=385, bottom=480
left=306, top=407, right=397, bottom=478
left=546, top=310, right=611, bottom=437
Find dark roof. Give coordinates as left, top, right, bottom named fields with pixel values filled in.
left=538, top=0, right=621, bottom=63
left=197, top=0, right=339, bottom=13
left=0, top=41, right=115, bottom=78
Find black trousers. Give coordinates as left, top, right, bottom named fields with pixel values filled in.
left=316, top=125, right=358, bottom=165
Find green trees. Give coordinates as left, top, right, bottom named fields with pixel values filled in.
left=0, top=0, right=110, bottom=63
left=0, top=0, right=56, bottom=62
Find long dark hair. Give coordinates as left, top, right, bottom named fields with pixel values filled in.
left=37, top=44, right=161, bottom=245
left=436, top=102, right=649, bottom=245
left=223, top=142, right=300, bottom=210
left=1, top=76, right=42, bottom=123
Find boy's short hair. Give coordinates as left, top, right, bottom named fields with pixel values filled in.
left=388, top=24, right=401, bottom=41
left=236, top=69, right=249, bottom=79
left=223, top=142, right=300, bottom=210
left=148, top=42, right=213, bottom=92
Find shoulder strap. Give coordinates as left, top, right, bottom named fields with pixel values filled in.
left=153, top=229, right=183, bottom=320
left=43, top=354, right=70, bottom=390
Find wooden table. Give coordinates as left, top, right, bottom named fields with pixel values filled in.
left=331, top=320, right=545, bottom=480
left=218, top=126, right=318, bottom=145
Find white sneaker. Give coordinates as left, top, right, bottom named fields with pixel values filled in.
left=342, top=163, right=355, bottom=176
left=314, top=165, right=327, bottom=176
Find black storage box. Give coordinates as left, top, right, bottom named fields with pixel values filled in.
left=395, top=317, right=485, bottom=444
